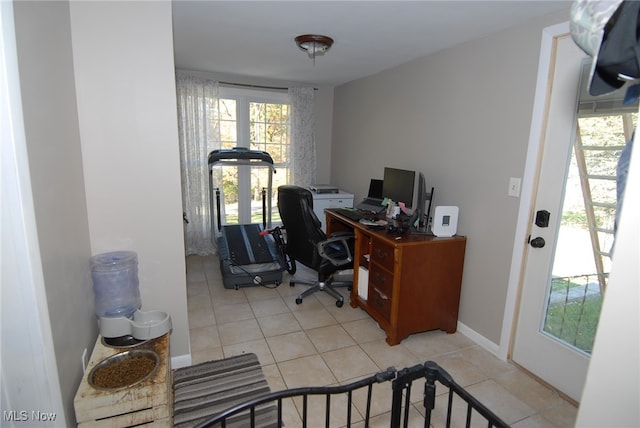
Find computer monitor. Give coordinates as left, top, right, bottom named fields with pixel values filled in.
left=382, top=167, right=416, bottom=208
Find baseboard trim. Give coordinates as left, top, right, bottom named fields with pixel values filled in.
left=171, top=353, right=192, bottom=369
left=457, top=321, right=501, bottom=359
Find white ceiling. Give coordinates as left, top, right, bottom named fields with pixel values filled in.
left=172, top=1, right=571, bottom=86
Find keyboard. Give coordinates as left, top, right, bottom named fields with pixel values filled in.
left=335, top=208, right=365, bottom=221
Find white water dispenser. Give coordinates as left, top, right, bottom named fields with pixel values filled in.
left=91, top=251, right=171, bottom=343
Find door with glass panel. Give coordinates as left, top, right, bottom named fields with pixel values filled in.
left=512, top=34, right=636, bottom=402
left=213, top=88, right=290, bottom=226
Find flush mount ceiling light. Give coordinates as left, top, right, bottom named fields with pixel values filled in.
left=295, top=34, right=334, bottom=64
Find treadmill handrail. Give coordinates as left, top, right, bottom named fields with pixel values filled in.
left=208, top=147, right=276, bottom=237
left=208, top=147, right=275, bottom=170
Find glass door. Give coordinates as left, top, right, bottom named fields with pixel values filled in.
left=512, top=34, right=637, bottom=402
left=512, top=34, right=591, bottom=402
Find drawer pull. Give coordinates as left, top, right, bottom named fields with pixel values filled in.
left=375, top=249, right=389, bottom=259
left=373, top=287, right=389, bottom=301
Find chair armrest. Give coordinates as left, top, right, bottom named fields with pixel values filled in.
left=317, top=234, right=354, bottom=267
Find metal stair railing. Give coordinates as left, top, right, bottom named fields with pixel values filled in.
left=194, top=361, right=511, bottom=428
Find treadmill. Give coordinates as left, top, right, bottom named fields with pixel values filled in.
left=208, top=147, right=284, bottom=289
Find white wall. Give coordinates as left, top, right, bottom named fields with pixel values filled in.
left=12, top=1, right=94, bottom=423
left=2, top=1, right=66, bottom=425
left=8, top=2, right=189, bottom=423
left=575, top=131, right=639, bottom=426
left=331, top=11, right=569, bottom=346
left=69, top=1, right=189, bottom=359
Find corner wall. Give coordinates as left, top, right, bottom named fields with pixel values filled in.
left=69, top=1, right=189, bottom=359
left=13, top=2, right=95, bottom=423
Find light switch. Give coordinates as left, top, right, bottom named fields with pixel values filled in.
left=508, top=177, right=521, bottom=198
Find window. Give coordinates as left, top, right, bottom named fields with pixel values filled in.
left=212, top=87, right=290, bottom=225
left=541, top=63, right=638, bottom=353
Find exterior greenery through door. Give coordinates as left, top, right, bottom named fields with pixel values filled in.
left=215, top=87, right=291, bottom=225
left=544, top=109, right=636, bottom=354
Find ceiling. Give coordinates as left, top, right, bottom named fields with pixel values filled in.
left=171, top=1, right=571, bottom=86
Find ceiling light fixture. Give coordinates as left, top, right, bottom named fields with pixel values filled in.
left=295, top=34, right=334, bottom=65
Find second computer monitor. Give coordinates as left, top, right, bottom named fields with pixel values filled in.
left=382, top=167, right=416, bottom=208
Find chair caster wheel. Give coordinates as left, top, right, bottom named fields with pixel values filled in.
left=336, top=300, right=344, bottom=308
left=290, top=282, right=296, bottom=288
left=295, top=297, right=303, bottom=305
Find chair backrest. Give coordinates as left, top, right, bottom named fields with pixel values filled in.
left=277, top=185, right=327, bottom=270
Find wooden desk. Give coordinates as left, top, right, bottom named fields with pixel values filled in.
left=326, top=209, right=467, bottom=346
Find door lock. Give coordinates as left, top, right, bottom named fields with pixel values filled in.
left=535, top=210, right=551, bottom=228
left=530, top=237, right=546, bottom=248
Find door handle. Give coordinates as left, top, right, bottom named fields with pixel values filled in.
left=530, top=237, right=546, bottom=248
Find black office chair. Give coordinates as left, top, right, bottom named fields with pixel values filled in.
left=277, top=185, right=354, bottom=307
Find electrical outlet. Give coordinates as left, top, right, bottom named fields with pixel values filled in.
left=508, top=177, right=521, bottom=198
left=82, top=348, right=88, bottom=373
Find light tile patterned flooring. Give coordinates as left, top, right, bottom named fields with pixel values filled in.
left=186, top=255, right=577, bottom=427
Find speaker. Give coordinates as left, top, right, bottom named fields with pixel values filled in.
left=432, top=206, right=459, bottom=237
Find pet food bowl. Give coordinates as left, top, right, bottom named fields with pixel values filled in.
left=88, top=349, right=159, bottom=391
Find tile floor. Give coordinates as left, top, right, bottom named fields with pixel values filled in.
left=186, top=255, right=578, bottom=427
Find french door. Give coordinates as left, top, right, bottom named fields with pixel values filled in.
left=214, top=87, right=290, bottom=227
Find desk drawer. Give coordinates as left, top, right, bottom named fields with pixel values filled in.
left=368, top=282, right=391, bottom=321
left=368, top=264, right=393, bottom=321
left=370, top=240, right=394, bottom=272
left=369, top=263, right=393, bottom=297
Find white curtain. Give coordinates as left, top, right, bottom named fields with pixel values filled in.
left=289, top=87, right=316, bottom=187
left=176, top=72, right=220, bottom=255
left=175, top=78, right=316, bottom=255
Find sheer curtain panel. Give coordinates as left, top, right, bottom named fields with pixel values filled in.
left=289, top=87, right=316, bottom=188
left=176, top=78, right=316, bottom=255
left=176, top=73, right=220, bottom=255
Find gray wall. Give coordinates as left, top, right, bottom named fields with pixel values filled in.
left=13, top=2, right=94, bottom=424
left=331, top=11, right=568, bottom=345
